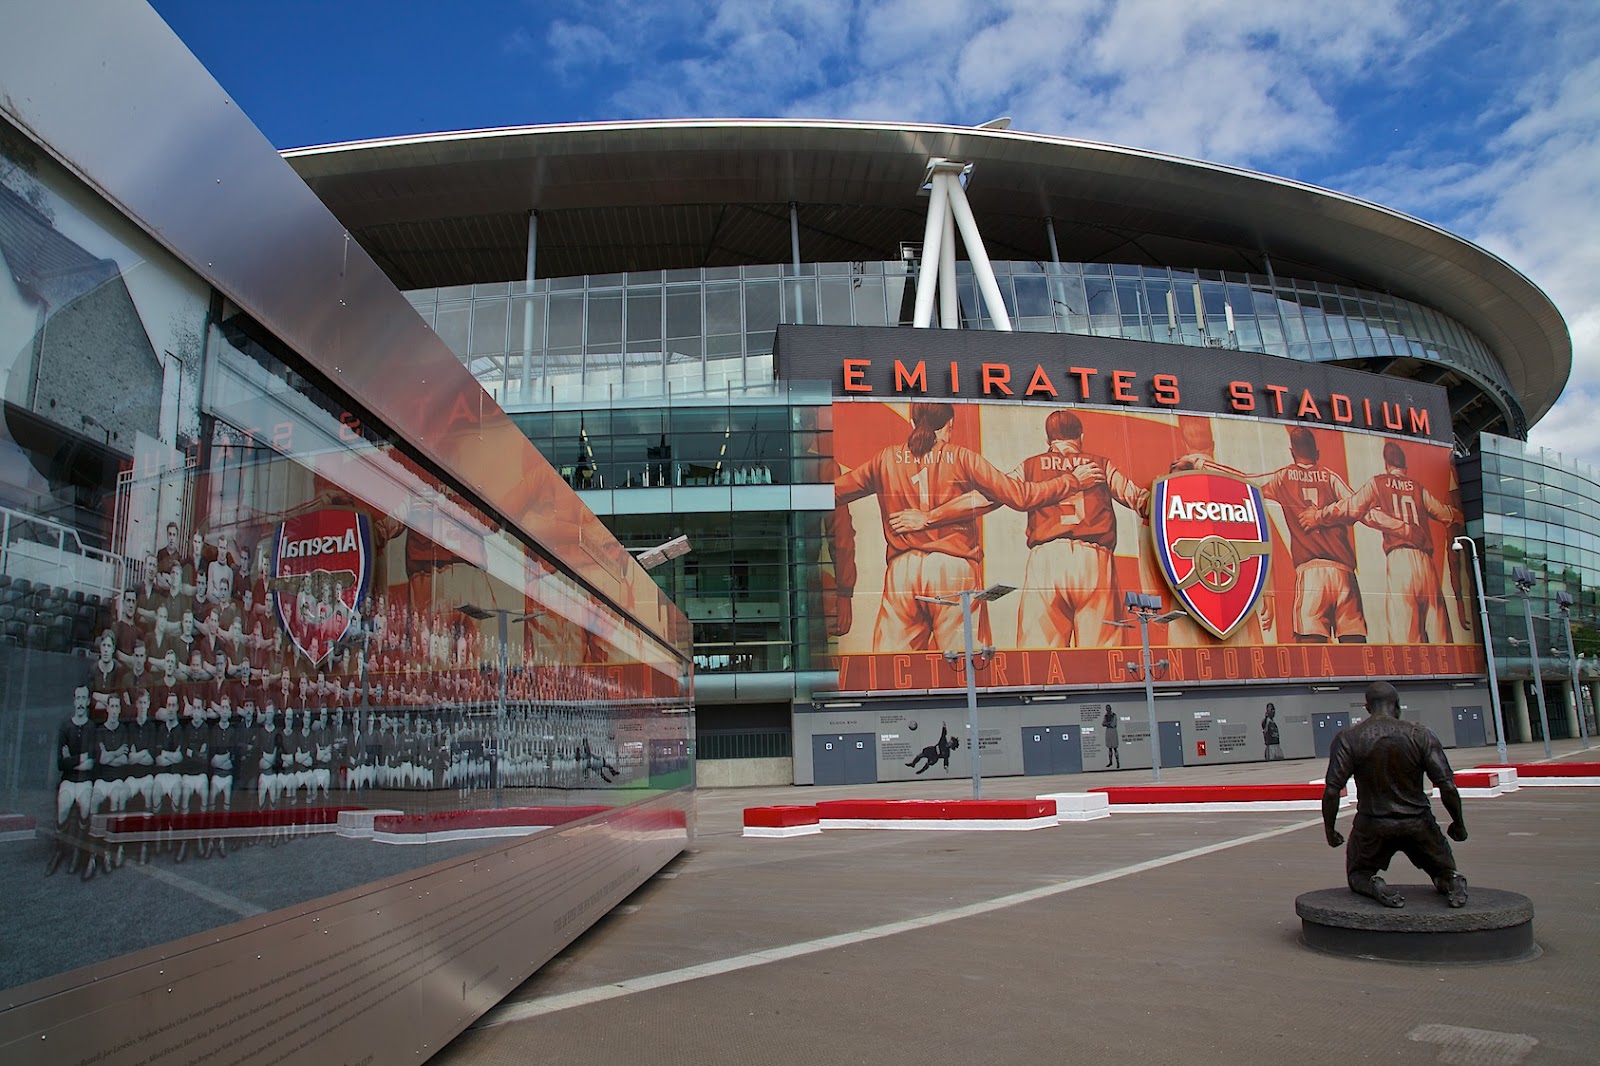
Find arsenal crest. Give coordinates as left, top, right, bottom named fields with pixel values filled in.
left=270, top=509, right=372, bottom=667
left=1150, top=472, right=1271, bottom=640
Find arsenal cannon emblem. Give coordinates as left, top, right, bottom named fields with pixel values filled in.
left=269, top=509, right=372, bottom=667
left=1150, top=472, right=1272, bottom=639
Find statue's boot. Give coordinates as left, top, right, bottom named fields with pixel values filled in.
left=1435, top=873, right=1469, bottom=908
left=1352, top=873, right=1406, bottom=908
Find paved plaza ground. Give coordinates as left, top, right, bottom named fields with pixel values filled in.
left=437, top=738, right=1600, bottom=1066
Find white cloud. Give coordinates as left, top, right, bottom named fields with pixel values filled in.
left=1328, top=24, right=1600, bottom=463
left=529, top=0, right=1600, bottom=463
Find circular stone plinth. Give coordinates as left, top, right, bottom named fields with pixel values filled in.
left=1295, top=887, right=1536, bottom=963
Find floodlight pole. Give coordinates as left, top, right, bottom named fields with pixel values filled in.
left=1514, top=576, right=1554, bottom=759
left=1453, top=536, right=1507, bottom=763
left=1114, top=596, right=1181, bottom=784
left=959, top=589, right=983, bottom=798
left=916, top=585, right=1014, bottom=799
left=1136, top=611, right=1162, bottom=783
left=1558, top=602, right=1590, bottom=749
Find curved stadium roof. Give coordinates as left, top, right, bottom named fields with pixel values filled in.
left=284, top=119, right=1570, bottom=426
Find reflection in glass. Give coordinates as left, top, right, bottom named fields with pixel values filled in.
left=0, top=130, right=692, bottom=996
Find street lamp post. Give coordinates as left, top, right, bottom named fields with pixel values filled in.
left=915, top=584, right=1016, bottom=798
left=1511, top=566, right=1553, bottom=759
left=1452, top=536, right=1508, bottom=764
left=1556, top=591, right=1591, bottom=749
left=1111, top=592, right=1186, bottom=783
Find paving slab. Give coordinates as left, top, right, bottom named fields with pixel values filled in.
left=434, top=739, right=1599, bottom=1065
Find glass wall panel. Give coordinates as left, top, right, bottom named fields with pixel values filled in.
left=0, top=126, right=692, bottom=997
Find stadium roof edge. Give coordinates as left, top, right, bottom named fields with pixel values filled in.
left=283, top=119, right=1570, bottom=426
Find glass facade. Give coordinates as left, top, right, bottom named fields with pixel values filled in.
left=1460, top=433, right=1600, bottom=739
left=405, top=259, right=1521, bottom=438
left=409, top=263, right=1529, bottom=713
left=0, top=120, right=691, bottom=995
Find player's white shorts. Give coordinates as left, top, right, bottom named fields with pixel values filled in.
left=180, top=773, right=208, bottom=807
left=57, top=780, right=92, bottom=822
left=154, top=772, right=181, bottom=808
left=127, top=773, right=156, bottom=809
left=1016, top=538, right=1118, bottom=648
left=1294, top=561, right=1366, bottom=641
left=1386, top=546, right=1447, bottom=643
left=872, top=552, right=984, bottom=653
left=90, top=777, right=128, bottom=811
left=209, top=774, right=234, bottom=805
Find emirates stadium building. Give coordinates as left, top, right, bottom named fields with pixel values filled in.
left=281, top=114, right=1593, bottom=781
left=0, top=4, right=1596, bottom=1061
left=282, top=117, right=1596, bottom=786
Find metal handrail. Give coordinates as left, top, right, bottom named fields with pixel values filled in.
left=0, top=505, right=128, bottom=597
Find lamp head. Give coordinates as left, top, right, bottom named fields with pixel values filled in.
left=1124, top=592, right=1164, bottom=614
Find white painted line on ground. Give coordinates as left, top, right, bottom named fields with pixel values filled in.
left=124, top=855, right=267, bottom=918
left=475, top=814, right=1325, bottom=1029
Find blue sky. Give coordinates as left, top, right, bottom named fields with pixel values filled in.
left=151, top=0, right=1599, bottom=462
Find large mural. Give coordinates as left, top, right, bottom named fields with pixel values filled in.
left=831, top=400, right=1483, bottom=693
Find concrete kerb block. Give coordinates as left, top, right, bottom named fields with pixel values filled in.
left=1035, top=792, right=1110, bottom=822
left=743, top=804, right=822, bottom=838
left=337, top=808, right=403, bottom=839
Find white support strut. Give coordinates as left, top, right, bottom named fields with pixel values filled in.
left=912, top=160, right=1012, bottom=330
left=946, top=175, right=1012, bottom=331
left=911, top=171, right=950, bottom=328
left=939, top=200, right=958, bottom=328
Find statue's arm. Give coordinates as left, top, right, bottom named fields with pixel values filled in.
left=1438, top=783, right=1468, bottom=841
left=1322, top=738, right=1352, bottom=846
left=1423, top=733, right=1468, bottom=840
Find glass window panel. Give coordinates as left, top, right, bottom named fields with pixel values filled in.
left=956, top=278, right=983, bottom=324
left=547, top=294, right=585, bottom=348
left=509, top=296, right=546, bottom=354
left=744, top=281, right=781, bottom=334
left=706, top=284, right=742, bottom=336
left=783, top=279, right=817, bottom=325
left=435, top=305, right=470, bottom=358
left=851, top=277, right=888, bottom=326
left=995, top=276, right=1018, bottom=318
left=818, top=278, right=853, bottom=325
left=666, top=289, right=703, bottom=340
left=1013, top=275, right=1051, bottom=318
left=587, top=293, right=623, bottom=350
left=666, top=351, right=704, bottom=394
left=626, top=292, right=663, bottom=349
left=1281, top=310, right=1308, bottom=343
left=1115, top=280, right=1144, bottom=321
left=705, top=355, right=745, bottom=391
left=1084, top=277, right=1116, bottom=316
left=470, top=299, right=508, bottom=355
